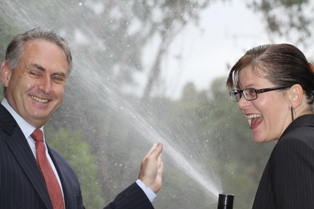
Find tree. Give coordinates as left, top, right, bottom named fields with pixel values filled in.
left=45, top=127, right=104, bottom=209
left=247, top=0, right=314, bottom=48
left=1, top=0, right=213, bottom=98
left=1, top=1, right=286, bottom=208
left=137, top=78, right=274, bottom=208
left=206, top=78, right=273, bottom=208
left=0, top=0, right=217, bottom=202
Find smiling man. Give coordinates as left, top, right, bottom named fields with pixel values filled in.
left=0, top=28, right=163, bottom=209
left=2, top=39, right=68, bottom=128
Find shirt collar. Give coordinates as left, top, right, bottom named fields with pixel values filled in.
left=1, top=98, right=44, bottom=138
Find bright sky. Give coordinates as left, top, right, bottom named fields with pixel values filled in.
left=163, top=1, right=271, bottom=98
left=133, top=1, right=311, bottom=99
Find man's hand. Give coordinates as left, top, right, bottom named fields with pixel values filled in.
left=138, top=142, right=164, bottom=193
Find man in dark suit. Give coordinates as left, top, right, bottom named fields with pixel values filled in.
left=0, top=28, right=163, bottom=209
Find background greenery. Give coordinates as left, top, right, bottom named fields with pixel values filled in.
left=1, top=0, right=313, bottom=208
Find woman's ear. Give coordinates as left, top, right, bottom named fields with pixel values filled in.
left=288, top=84, right=303, bottom=109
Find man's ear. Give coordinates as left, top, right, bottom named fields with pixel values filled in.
left=288, top=84, right=303, bottom=109
left=1, top=61, right=12, bottom=87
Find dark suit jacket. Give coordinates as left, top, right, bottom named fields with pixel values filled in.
left=0, top=104, right=154, bottom=209
left=253, top=114, right=314, bottom=209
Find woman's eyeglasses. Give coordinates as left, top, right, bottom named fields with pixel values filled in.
left=229, top=86, right=290, bottom=102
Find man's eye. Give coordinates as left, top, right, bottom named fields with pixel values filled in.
left=29, top=71, right=41, bottom=77
left=52, top=75, right=66, bottom=83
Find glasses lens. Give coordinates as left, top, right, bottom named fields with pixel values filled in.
left=229, top=90, right=241, bottom=102
left=243, top=88, right=257, bottom=101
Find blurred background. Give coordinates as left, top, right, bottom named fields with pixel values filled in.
left=1, top=0, right=314, bottom=208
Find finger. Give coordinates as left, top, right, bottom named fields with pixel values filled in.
left=158, top=160, right=164, bottom=175
left=151, top=142, right=163, bottom=159
left=144, top=142, right=163, bottom=160
left=143, top=143, right=158, bottom=159
left=157, top=153, right=162, bottom=166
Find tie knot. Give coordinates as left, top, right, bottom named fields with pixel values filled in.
left=31, top=129, right=44, bottom=142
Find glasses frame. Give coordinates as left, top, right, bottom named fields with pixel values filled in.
left=229, top=86, right=290, bottom=102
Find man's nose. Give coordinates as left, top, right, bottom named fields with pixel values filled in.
left=39, top=75, right=52, bottom=93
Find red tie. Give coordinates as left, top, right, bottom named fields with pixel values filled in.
left=32, top=129, right=65, bottom=209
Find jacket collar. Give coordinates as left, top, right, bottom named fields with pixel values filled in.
left=281, top=114, right=314, bottom=138
left=0, top=104, right=18, bottom=135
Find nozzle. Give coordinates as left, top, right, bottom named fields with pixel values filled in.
left=218, top=193, right=234, bottom=209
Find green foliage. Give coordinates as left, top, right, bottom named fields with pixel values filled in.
left=145, top=78, right=274, bottom=208
left=46, top=127, right=104, bottom=209
left=205, top=77, right=273, bottom=208
left=248, top=0, right=314, bottom=46
left=2, top=1, right=311, bottom=208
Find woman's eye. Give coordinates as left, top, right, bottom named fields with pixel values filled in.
left=248, top=88, right=255, bottom=93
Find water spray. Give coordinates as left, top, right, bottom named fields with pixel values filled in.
left=217, top=193, right=234, bottom=209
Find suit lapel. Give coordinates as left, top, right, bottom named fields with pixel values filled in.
left=48, top=147, right=77, bottom=209
left=0, top=104, right=53, bottom=209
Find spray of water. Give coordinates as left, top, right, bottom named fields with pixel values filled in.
left=76, top=67, right=222, bottom=199
left=1, top=1, right=223, bottom=206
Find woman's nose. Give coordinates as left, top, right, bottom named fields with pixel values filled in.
left=238, top=95, right=250, bottom=110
